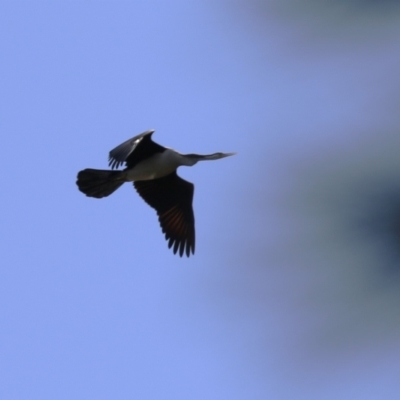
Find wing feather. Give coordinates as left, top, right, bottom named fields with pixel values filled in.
left=134, top=172, right=195, bottom=257
left=108, top=129, right=165, bottom=170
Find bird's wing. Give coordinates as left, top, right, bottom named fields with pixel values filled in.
left=108, top=129, right=164, bottom=170
left=134, top=172, right=195, bottom=257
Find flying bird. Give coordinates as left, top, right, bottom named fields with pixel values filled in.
left=76, top=129, right=235, bottom=257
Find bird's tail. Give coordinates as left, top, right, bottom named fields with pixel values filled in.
left=76, top=169, right=125, bottom=198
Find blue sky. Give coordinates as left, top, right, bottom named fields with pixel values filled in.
left=1, top=1, right=400, bottom=399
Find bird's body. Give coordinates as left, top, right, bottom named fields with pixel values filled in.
left=76, top=129, right=235, bottom=257
left=123, top=150, right=192, bottom=181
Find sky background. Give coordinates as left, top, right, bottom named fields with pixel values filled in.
left=2, top=1, right=400, bottom=399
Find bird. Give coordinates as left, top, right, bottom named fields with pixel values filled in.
left=76, top=129, right=235, bottom=257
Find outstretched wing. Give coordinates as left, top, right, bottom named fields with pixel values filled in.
left=108, top=129, right=165, bottom=170
left=134, top=172, right=195, bottom=257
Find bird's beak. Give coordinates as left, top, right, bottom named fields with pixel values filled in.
left=194, top=152, right=237, bottom=161
left=221, top=152, right=236, bottom=158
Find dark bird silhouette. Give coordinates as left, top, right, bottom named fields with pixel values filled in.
left=76, top=129, right=235, bottom=257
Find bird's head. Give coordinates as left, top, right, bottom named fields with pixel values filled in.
left=182, top=152, right=236, bottom=165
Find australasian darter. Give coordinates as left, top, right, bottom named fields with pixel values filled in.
left=76, top=129, right=235, bottom=257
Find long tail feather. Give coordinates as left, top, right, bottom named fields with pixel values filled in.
left=76, top=169, right=125, bottom=198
